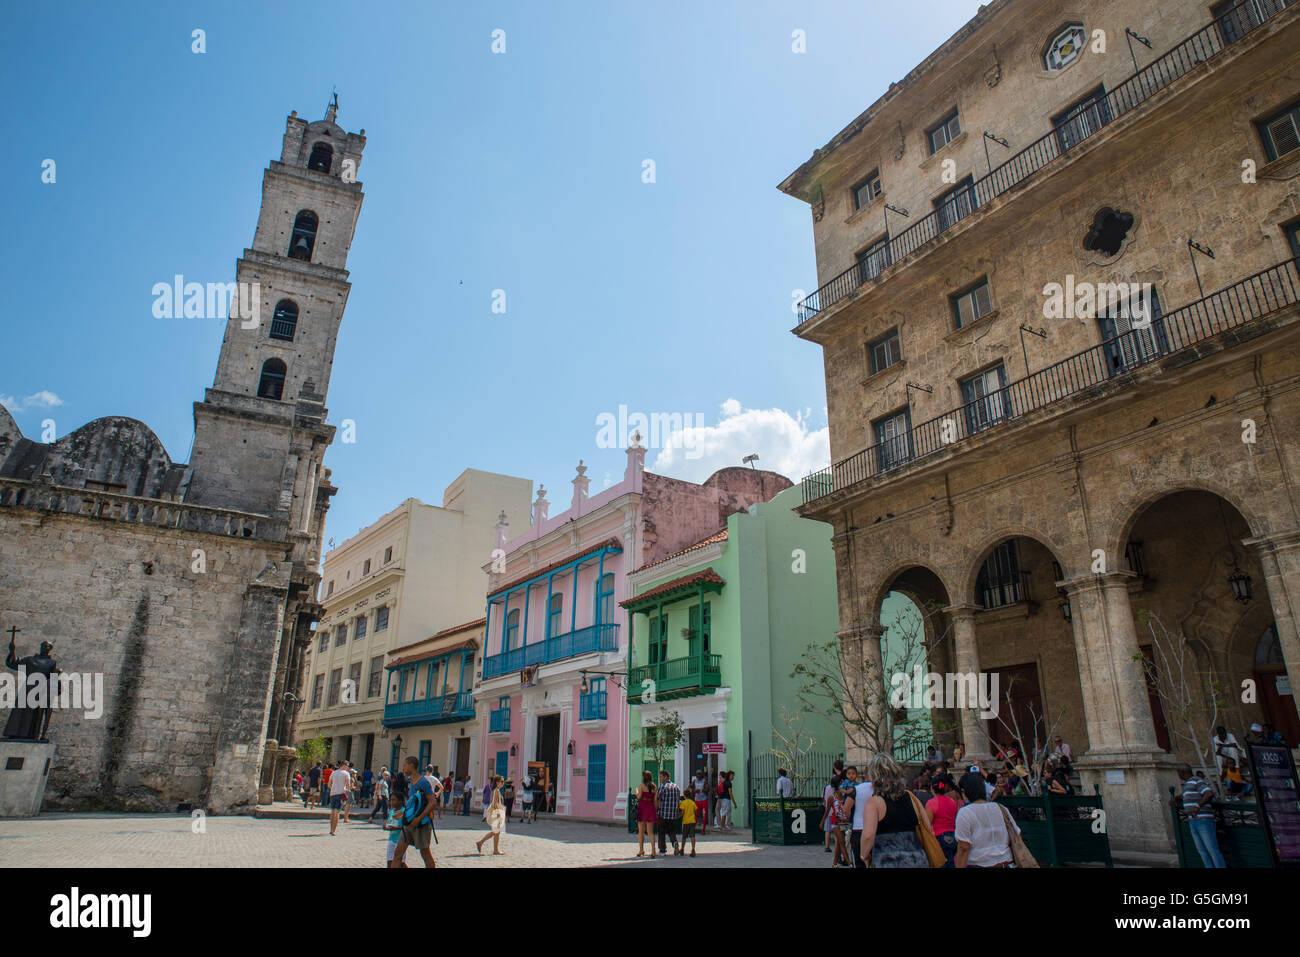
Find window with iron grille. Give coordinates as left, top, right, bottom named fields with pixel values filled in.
left=367, top=656, right=384, bottom=698
left=874, top=408, right=912, bottom=471
left=1257, top=98, right=1300, bottom=162
left=960, top=363, right=1009, bottom=435
left=354, top=615, right=367, bottom=641
left=311, top=673, right=324, bottom=709
left=869, top=329, right=901, bottom=375
left=269, top=300, right=298, bottom=341
left=856, top=237, right=891, bottom=283
left=853, top=170, right=882, bottom=209
left=1053, top=86, right=1112, bottom=153
left=374, top=606, right=389, bottom=632
left=928, top=110, right=961, bottom=153
left=977, top=540, right=1022, bottom=609
left=1124, top=540, right=1147, bottom=578
left=1098, top=286, right=1167, bottom=376
left=934, top=177, right=977, bottom=230
left=951, top=279, right=993, bottom=328
left=327, top=667, right=343, bottom=707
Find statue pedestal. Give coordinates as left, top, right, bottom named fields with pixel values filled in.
left=0, top=741, right=55, bottom=817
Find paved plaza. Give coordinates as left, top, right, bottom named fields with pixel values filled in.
left=0, top=808, right=824, bottom=868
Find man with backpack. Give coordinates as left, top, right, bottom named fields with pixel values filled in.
left=392, top=756, right=438, bottom=868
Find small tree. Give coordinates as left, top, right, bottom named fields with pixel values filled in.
left=978, top=676, right=1068, bottom=797
left=792, top=599, right=952, bottom=760
left=633, top=710, right=687, bottom=780
left=1133, top=610, right=1225, bottom=783
left=295, top=734, right=327, bottom=779
left=768, top=707, right=818, bottom=797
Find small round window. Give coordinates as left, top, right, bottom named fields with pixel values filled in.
left=1044, top=24, right=1086, bottom=71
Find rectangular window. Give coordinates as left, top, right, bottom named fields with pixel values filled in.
left=1259, top=99, right=1300, bottom=162
left=354, top=615, right=367, bottom=642
left=856, top=237, right=891, bottom=284
left=374, top=606, right=389, bottom=632
left=347, top=661, right=362, bottom=702
left=335, top=624, right=347, bottom=646
left=547, top=593, right=563, bottom=638
left=1053, top=86, right=1112, bottom=153
left=869, top=329, right=901, bottom=375
left=1098, top=286, right=1167, bottom=375
left=367, top=656, right=384, bottom=698
left=648, top=615, right=668, bottom=665
left=496, top=750, right=509, bottom=779
left=1287, top=221, right=1300, bottom=258
left=951, top=279, right=993, bottom=329
left=362, top=559, right=371, bottom=575
left=326, top=580, right=334, bottom=596
left=928, top=110, right=961, bottom=154
left=384, top=546, right=393, bottom=564
left=934, top=176, right=977, bottom=230
left=318, top=630, right=329, bottom=653
left=977, top=541, right=1022, bottom=609
left=874, top=408, right=912, bottom=471
left=419, top=740, right=431, bottom=770
left=587, top=744, right=607, bottom=803
left=327, top=667, right=343, bottom=707
left=853, top=170, right=882, bottom=209
left=1214, top=0, right=1287, bottom=45
left=311, top=673, right=324, bottom=709
left=687, top=603, right=712, bottom=656
left=960, top=364, right=1009, bottom=435
left=596, top=573, right=615, bottom=625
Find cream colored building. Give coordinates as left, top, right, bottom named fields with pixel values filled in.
left=296, top=469, right=532, bottom=771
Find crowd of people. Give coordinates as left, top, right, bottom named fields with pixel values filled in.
left=632, top=767, right=737, bottom=858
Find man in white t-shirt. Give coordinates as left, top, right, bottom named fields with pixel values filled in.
left=776, top=769, right=794, bottom=798
left=328, top=762, right=351, bottom=836
left=851, top=775, right=874, bottom=869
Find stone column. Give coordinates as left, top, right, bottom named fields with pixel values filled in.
left=1064, top=571, right=1176, bottom=854
left=1246, top=530, right=1300, bottom=743
left=946, top=604, right=990, bottom=761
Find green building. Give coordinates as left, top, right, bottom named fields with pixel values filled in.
left=622, top=485, right=851, bottom=824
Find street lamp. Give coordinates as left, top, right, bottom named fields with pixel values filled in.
left=1228, top=569, right=1253, bottom=604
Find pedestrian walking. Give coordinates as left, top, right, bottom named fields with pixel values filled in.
left=635, top=771, right=657, bottom=858
left=462, top=772, right=474, bottom=816
left=327, top=761, right=350, bottom=836
left=368, top=770, right=391, bottom=822
left=475, top=776, right=508, bottom=855
left=717, top=770, right=735, bottom=830
left=832, top=778, right=855, bottom=867
left=850, top=768, right=874, bottom=869
left=502, top=778, right=516, bottom=821
left=482, top=777, right=493, bottom=820
left=926, top=779, right=959, bottom=867
left=858, top=753, right=930, bottom=868
left=1179, top=763, right=1225, bottom=867
left=954, top=772, right=1018, bottom=868
left=679, top=785, right=698, bottom=857
left=452, top=776, right=464, bottom=813
left=656, top=770, right=683, bottom=856
left=691, top=769, right=709, bottom=835
left=391, top=756, right=437, bottom=869
left=821, top=773, right=837, bottom=854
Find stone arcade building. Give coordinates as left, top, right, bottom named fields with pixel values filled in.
left=0, top=103, right=366, bottom=812
left=780, top=0, right=1300, bottom=852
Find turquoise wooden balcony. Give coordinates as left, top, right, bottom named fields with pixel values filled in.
left=383, top=691, right=475, bottom=729
left=482, top=622, right=619, bottom=679
left=628, top=654, right=722, bottom=701
left=489, top=707, right=511, bottom=733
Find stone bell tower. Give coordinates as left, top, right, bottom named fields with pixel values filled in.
left=187, top=98, right=367, bottom=801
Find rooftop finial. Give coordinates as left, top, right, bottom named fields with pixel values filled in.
left=325, top=89, right=339, bottom=123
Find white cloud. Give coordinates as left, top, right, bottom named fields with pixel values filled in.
left=649, top=398, right=830, bottom=484
left=0, top=390, right=64, bottom=413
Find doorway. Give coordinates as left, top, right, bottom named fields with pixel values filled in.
left=453, top=737, right=471, bottom=782
left=536, top=713, right=561, bottom=810
left=984, top=662, right=1043, bottom=755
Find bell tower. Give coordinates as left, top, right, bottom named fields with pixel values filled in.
left=189, top=99, right=365, bottom=525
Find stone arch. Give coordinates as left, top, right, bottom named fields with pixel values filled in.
left=869, top=560, right=955, bottom=617
left=962, top=524, right=1073, bottom=608
left=1105, top=480, right=1267, bottom=566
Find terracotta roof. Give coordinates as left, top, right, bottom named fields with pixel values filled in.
left=386, top=617, right=485, bottom=667
left=388, top=637, right=479, bottom=669
left=488, top=537, right=623, bottom=598
left=633, top=527, right=728, bottom=573
left=620, top=568, right=725, bottom=609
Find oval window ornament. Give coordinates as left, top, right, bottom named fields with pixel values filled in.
left=1046, top=24, right=1086, bottom=71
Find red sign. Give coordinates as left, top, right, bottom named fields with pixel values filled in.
left=702, top=743, right=726, bottom=754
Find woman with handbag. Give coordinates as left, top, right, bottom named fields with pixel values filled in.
left=857, top=753, right=937, bottom=868
left=953, top=773, right=1037, bottom=867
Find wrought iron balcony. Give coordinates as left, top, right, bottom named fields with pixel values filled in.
left=489, top=707, right=511, bottom=733
left=793, top=0, right=1294, bottom=328
left=628, top=654, right=722, bottom=701
left=800, top=257, right=1300, bottom=505
left=578, top=691, right=608, bottom=721
left=383, top=691, right=475, bottom=728
left=481, top=622, right=620, bottom=679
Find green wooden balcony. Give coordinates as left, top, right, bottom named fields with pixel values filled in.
left=628, top=653, right=722, bottom=701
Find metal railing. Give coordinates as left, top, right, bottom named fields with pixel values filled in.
left=801, top=256, right=1300, bottom=504
left=489, top=707, right=511, bottom=733
left=794, top=0, right=1294, bottom=327
left=578, top=691, right=608, bottom=721
left=481, top=622, right=620, bottom=679
left=383, top=691, right=475, bottom=724
left=628, top=653, right=722, bottom=689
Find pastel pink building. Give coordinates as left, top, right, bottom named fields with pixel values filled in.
left=475, top=437, right=790, bottom=820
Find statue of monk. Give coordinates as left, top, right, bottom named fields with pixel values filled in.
left=3, top=630, right=61, bottom=742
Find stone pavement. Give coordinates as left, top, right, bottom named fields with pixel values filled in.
left=0, top=807, right=826, bottom=868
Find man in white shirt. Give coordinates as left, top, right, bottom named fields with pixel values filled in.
left=1212, top=726, right=1241, bottom=774
left=328, top=762, right=351, bottom=836
left=851, top=772, right=874, bottom=869
left=462, top=773, right=473, bottom=816
left=776, top=769, right=794, bottom=798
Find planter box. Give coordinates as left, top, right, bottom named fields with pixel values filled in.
left=1168, top=791, right=1273, bottom=868
left=998, top=792, right=1113, bottom=867
left=751, top=796, right=825, bottom=845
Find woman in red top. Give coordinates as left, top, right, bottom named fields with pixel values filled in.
left=925, top=779, right=960, bottom=868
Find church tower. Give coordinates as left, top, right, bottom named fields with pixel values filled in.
left=187, top=99, right=366, bottom=801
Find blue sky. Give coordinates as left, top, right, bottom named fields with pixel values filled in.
left=1, top=0, right=982, bottom=544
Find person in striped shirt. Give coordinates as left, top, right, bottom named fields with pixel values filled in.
left=1178, top=763, right=1225, bottom=868
left=656, top=772, right=683, bottom=856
